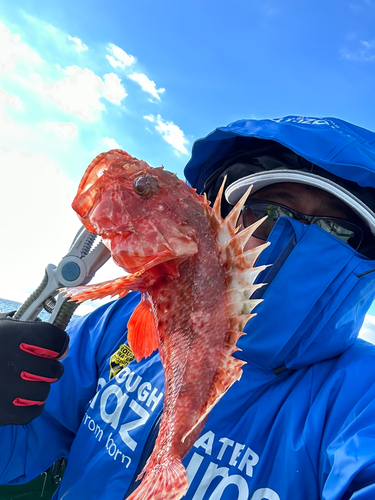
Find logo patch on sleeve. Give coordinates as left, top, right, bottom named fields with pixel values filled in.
left=109, top=344, right=135, bottom=380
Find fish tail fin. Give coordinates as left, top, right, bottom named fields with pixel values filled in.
left=127, top=457, right=188, bottom=500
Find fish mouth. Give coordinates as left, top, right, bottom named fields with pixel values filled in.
left=99, top=230, right=132, bottom=253
left=100, top=228, right=133, bottom=241
left=109, top=232, right=176, bottom=274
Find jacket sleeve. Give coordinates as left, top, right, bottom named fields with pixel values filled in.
left=0, top=294, right=138, bottom=485
left=318, top=342, right=375, bottom=500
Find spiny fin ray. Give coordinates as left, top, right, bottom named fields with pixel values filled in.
left=225, top=264, right=269, bottom=291
left=216, top=185, right=253, bottom=246
left=209, top=176, right=226, bottom=231
left=226, top=284, right=266, bottom=304
left=222, top=242, right=270, bottom=271
left=219, top=216, right=268, bottom=260
left=228, top=299, right=263, bottom=315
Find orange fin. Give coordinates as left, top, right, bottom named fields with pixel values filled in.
left=127, top=295, right=158, bottom=362
left=62, top=271, right=147, bottom=303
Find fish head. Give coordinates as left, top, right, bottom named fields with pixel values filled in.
left=72, top=150, right=200, bottom=274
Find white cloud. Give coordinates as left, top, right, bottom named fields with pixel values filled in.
left=0, top=86, right=23, bottom=110
left=0, top=87, right=41, bottom=151
left=38, top=66, right=127, bottom=121
left=0, top=21, right=127, bottom=121
left=0, top=147, right=79, bottom=301
left=128, top=73, right=165, bottom=101
left=22, top=14, right=88, bottom=56
left=103, top=137, right=121, bottom=149
left=106, top=43, right=136, bottom=69
left=154, top=114, right=189, bottom=155
left=41, top=121, right=78, bottom=139
left=143, top=114, right=154, bottom=122
left=41, top=66, right=105, bottom=120
left=106, top=55, right=121, bottom=69
left=44, top=23, right=57, bottom=35
left=341, top=39, right=375, bottom=62
left=105, top=43, right=166, bottom=103
left=0, top=87, right=83, bottom=164
left=68, top=35, right=88, bottom=52
left=361, top=40, right=375, bottom=50
left=0, top=22, right=43, bottom=73
left=102, top=73, right=128, bottom=104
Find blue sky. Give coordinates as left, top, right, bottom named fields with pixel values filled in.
left=0, top=0, right=374, bottom=327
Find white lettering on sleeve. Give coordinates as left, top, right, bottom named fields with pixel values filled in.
left=191, top=462, right=229, bottom=500
left=217, top=438, right=235, bottom=460
left=119, top=400, right=150, bottom=451
left=186, top=452, right=205, bottom=486
left=251, top=488, right=280, bottom=500
left=193, top=431, right=215, bottom=456
left=137, top=382, right=152, bottom=401
left=229, top=443, right=245, bottom=466
left=238, top=447, right=259, bottom=477
left=210, top=471, right=249, bottom=500
left=115, top=367, right=130, bottom=383
left=125, top=372, right=142, bottom=392
left=146, top=387, right=163, bottom=411
left=100, top=385, right=129, bottom=429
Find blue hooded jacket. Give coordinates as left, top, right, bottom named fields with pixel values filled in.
left=1, top=116, right=375, bottom=500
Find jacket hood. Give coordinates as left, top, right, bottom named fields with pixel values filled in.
left=184, top=116, right=375, bottom=194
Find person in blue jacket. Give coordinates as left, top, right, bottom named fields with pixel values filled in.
left=1, top=115, right=375, bottom=500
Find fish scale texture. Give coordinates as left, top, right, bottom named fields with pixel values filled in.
left=65, top=150, right=265, bottom=500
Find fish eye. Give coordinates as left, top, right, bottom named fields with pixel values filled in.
left=133, top=175, right=151, bottom=196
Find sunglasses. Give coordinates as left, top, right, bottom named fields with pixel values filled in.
left=242, top=199, right=364, bottom=250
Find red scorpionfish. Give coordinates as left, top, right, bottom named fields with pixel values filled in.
left=66, top=150, right=269, bottom=500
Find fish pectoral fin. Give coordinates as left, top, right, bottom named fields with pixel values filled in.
left=127, top=296, right=158, bottom=362
left=62, top=271, right=146, bottom=303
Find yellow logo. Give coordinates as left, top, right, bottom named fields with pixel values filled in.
left=109, top=344, right=135, bottom=380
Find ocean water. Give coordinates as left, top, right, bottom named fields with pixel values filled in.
left=0, top=297, right=80, bottom=324
left=0, top=298, right=19, bottom=313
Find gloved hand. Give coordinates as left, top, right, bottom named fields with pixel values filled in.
left=0, top=316, right=69, bottom=426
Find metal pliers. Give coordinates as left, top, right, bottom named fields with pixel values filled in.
left=13, top=226, right=111, bottom=330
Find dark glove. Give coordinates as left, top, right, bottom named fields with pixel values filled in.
left=0, top=316, right=69, bottom=426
